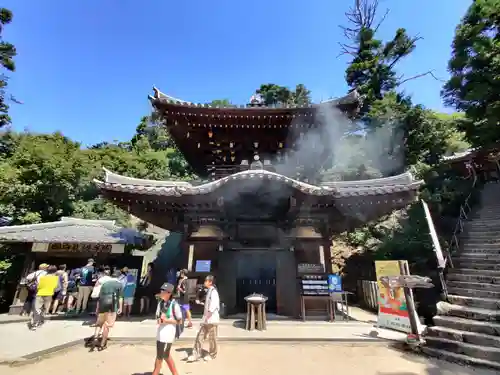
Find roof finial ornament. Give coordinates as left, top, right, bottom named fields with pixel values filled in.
left=249, top=93, right=264, bottom=107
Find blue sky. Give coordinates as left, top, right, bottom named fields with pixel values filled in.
left=3, top=0, right=471, bottom=146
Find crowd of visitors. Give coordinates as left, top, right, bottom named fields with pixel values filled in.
left=22, top=259, right=156, bottom=331
left=22, top=260, right=221, bottom=372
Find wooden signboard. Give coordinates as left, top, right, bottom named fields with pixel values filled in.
left=297, top=263, right=324, bottom=275
left=300, top=274, right=329, bottom=296
left=48, top=243, right=113, bottom=253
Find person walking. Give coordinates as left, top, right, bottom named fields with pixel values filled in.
left=187, top=275, right=220, bottom=362
left=118, top=267, right=136, bottom=318
left=176, top=269, right=193, bottom=328
left=152, top=283, right=182, bottom=375
left=138, top=262, right=154, bottom=315
left=50, top=264, right=68, bottom=314
left=91, top=268, right=123, bottom=350
left=75, top=258, right=95, bottom=314
left=22, top=264, right=48, bottom=317
left=31, top=265, right=59, bottom=330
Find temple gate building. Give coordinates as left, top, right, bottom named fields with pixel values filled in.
left=95, top=87, right=423, bottom=317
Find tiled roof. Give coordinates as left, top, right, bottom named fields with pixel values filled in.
left=148, top=86, right=361, bottom=110
left=0, top=217, right=150, bottom=244
left=94, top=169, right=423, bottom=198
left=0, top=217, right=12, bottom=227
left=442, top=149, right=474, bottom=161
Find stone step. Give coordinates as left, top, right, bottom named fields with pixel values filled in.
left=462, top=238, right=500, bottom=244
left=448, top=268, right=500, bottom=276
left=466, top=228, right=500, bottom=234
left=425, top=336, right=500, bottom=363
left=468, top=219, right=500, bottom=224
left=452, top=261, right=500, bottom=271
left=422, top=346, right=500, bottom=370
left=462, top=232, right=500, bottom=238
left=447, top=287, right=500, bottom=300
left=447, top=273, right=500, bottom=284
left=441, top=304, right=500, bottom=322
left=460, top=248, right=500, bottom=254
left=447, top=294, right=500, bottom=310
left=454, top=253, right=500, bottom=262
left=427, top=325, right=500, bottom=348
left=463, top=242, right=500, bottom=248
left=433, top=315, right=500, bottom=337
left=447, top=280, right=500, bottom=293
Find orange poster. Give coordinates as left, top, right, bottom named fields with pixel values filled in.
left=375, top=260, right=411, bottom=333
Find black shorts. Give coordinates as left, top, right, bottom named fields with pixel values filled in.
left=98, top=296, right=116, bottom=314
left=156, top=341, right=172, bottom=360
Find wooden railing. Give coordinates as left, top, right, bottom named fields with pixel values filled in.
left=357, top=280, right=379, bottom=311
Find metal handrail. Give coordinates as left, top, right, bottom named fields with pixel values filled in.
left=445, top=173, right=478, bottom=269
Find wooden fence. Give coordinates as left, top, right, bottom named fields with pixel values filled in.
left=357, top=280, right=379, bottom=311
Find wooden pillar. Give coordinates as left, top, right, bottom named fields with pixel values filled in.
left=318, top=245, right=326, bottom=273
left=187, top=243, right=195, bottom=272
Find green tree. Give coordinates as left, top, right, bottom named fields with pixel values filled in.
left=208, top=99, right=235, bottom=107
left=0, top=8, right=17, bottom=128
left=0, top=132, right=90, bottom=224
left=339, top=0, right=435, bottom=118
left=442, top=0, right=500, bottom=148
left=256, top=83, right=311, bottom=106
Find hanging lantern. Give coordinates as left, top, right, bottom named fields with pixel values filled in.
left=208, top=130, right=213, bottom=138
left=254, top=141, right=259, bottom=148
left=197, top=143, right=201, bottom=149
left=186, top=132, right=190, bottom=138
left=230, top=142, right=234, bottom=148
left=279, top=142, right=283, bottom=148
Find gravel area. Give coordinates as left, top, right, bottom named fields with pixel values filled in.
left=1, top=342, right=496, bottom=375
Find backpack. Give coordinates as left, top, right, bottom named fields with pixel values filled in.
left=26, top=271, right=41, bottom=292
left=80, top=267, right=91, bottom=285
left=55, top=273, right=64, bottom=293
left=156, top=299, right=184, bottom=339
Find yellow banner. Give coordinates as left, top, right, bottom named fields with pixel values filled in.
left=375, top=260, right=410, bottom=333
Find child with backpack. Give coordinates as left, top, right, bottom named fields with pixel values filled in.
left=152, top=283, right=182, bottom=375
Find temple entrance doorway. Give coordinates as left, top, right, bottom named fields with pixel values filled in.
left=235, top=250, right=277, bottom=313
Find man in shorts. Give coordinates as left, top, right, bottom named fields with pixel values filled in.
left=92, top=270, right=123, bottom=350
left=176, top=269, right=193, bottom=328
left=153, top=283, right=182, bottom=375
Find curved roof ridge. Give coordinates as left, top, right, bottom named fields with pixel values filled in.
left=103, top=168, right=192, bottom=188
left=0, top=218, right=122, bottom=235
left=148, top=86, right=360, bottom=109
left=321, top=171, right=414, bottom=188
left=95, top=168, right=423, bottom=198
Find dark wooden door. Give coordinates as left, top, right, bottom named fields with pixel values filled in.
left=236, top=251, right=277, bottom=313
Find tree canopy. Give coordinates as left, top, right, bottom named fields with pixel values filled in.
left=0, top=8, right=17, bottom=128
left=442, top=0, right=500, bottom=148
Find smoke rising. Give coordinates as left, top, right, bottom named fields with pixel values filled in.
left=273, top=103, right=405, bottom=184
left=219, top=102, right=406, bottom=228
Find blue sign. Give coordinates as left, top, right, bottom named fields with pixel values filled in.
left=195, top=260, right=211, bottom=273
left=328, top=274, right=342, bottom=293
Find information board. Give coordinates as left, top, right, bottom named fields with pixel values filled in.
left=300, top=274, right=329, bottom=296
left=328, top=274, right=342, bottom=293
left=195, top=260, right=211, bottom=273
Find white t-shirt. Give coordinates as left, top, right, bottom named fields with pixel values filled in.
left=155, top=299, right=183, bottom=343
left=203, top=287, right=220, bottom=324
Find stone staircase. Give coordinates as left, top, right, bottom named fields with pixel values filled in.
left=424, top=183, right=500, bottom=369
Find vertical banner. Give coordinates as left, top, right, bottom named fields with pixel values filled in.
left=375, top=260, right=414, bottom=333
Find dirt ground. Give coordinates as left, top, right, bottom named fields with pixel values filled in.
left=1, top=342, right=497, bottom=375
